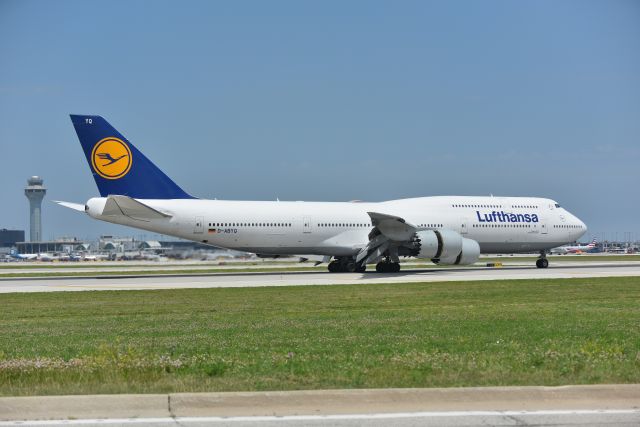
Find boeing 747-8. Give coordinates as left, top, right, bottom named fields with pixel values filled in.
left=56, top=115, right=587, bottom=272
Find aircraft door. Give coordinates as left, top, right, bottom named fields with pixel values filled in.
left=303, top=217, right=312, bottom=234
left=540, top=219, right=548, bottom=235
left=460, top=217, right=469, bottom=235
left=194, top=216, right=204, bottom=234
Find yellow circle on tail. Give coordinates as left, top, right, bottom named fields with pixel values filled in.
left=91, top=138, right=132, bottom=179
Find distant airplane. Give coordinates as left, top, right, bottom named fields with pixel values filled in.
left=9, top=249, right=38, bottom=260
left=8, top=249, right=62, bottom=262
left=551, top=238, right=597, bottom=254
left=38, top=253, right=57, bottom=262
left=59, top=253, right=84, bottom=262
left=56, top=115, right=588, bottom=272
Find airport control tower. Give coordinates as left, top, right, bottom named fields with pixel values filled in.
left=24, top=176, right=46, bottom=242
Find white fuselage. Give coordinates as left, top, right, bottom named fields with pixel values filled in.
left=86, top=195, right=587, bottom=257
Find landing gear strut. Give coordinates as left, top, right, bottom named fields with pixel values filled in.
left=536, top=251, right=549, bottom=268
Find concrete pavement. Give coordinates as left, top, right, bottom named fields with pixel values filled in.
left=1, top=385, right=639, bottom=421
left=1, top=262, right=639, bottom=293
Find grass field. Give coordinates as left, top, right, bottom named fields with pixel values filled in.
left=1, top=276, right=639, bottom=396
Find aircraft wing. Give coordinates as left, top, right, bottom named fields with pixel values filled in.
left=356, top=212, right=420, bottom=265
left=367, top=211, right=419, bottom=240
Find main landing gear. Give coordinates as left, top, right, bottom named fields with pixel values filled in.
left=327, top=256, right=401, bottom=273
left=328, top=258, right=366, bottom=273
left=375, top=255, right=401, bottom=273
left=376, top=261, right=400, bottom=273
left=536, top=251, right=549, bottom=268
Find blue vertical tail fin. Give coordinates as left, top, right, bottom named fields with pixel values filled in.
left=70, top=115, right=193, bottom=199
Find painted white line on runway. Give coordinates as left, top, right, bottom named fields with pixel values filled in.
left=2, top=409, right=639, bottom=425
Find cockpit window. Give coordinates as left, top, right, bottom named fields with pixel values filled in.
left=555, top=203, right=561, bottom=208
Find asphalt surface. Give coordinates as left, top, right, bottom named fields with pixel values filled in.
left=0, top=261, right=639, bottom=293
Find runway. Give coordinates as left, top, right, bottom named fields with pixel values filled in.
left=1, top=262, right=639, bottom=293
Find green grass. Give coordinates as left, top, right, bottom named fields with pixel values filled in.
left=0, top=276, right=639, bottom=396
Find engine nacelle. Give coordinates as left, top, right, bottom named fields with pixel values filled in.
left=414, top=229, right=463, bottom=260
left=435, top=237, right=481, bottom=265
left=412, top=229, right=480, bottom=265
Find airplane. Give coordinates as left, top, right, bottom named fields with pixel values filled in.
left=82, top=254, right=109, bottom=261
left=9, top=249, right=38, bottom=261
left=550, top=238, right=597, bottom=254
left=38, top=253, right=57, bottom=262
left=55, top=115, right=588, bottom=272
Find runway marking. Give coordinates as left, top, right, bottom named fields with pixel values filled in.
left=2, top=409, right=639, bottom=425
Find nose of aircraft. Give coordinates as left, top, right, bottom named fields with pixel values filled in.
left=573, top=214, right=588, bottom=239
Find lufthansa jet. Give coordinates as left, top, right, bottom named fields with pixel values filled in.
left=56, top=116, right=587, bottom=272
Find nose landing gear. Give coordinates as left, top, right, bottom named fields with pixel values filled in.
left=536, top=251, right=549, bottom=268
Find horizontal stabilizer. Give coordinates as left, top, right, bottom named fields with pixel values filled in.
left=102, top=195, right=172, bottom=221
left=53, top=201, right=86, bottom=212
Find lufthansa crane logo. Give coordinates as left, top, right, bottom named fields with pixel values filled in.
left=91, top=137, right=132, bottom=179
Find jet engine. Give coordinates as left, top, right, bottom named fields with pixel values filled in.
left=434, top=237, right=480, bottom=265
left=411, top=229, right=480, bottom=265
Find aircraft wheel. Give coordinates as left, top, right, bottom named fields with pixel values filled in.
left=345, top=261, right=357, bottom=273
left=536, top=258, right=549, bottom=268
left=328, top=262, right=339, bottom=273
left=356, top=264, right=366, bottom=273
left=375, top=262, right=400, bottom=273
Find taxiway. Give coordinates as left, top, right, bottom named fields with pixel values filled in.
left=1, top=262, right=639, bottom=293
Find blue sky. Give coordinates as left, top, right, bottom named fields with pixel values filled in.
left=1, top=0, right=639, bottom=242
